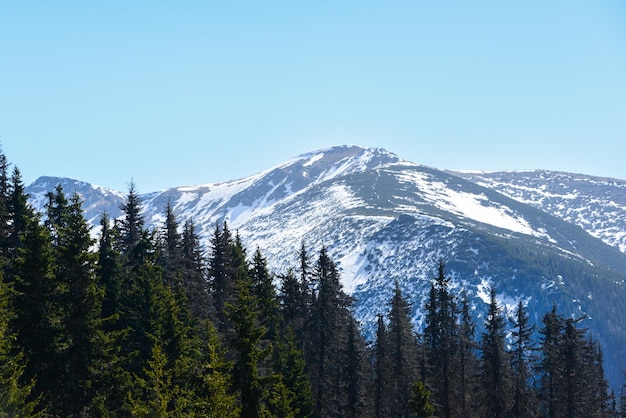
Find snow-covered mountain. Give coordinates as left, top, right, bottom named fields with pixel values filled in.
left=453, top=170, right=626, bottom=254
left=25, top=145, right=626, bottom=390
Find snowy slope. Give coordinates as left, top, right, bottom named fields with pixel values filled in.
left=454, top=170, right=626, bottom=253
left=25, top=145, right=626, bottom=390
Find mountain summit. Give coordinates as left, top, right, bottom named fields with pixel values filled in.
left=26, top=145, right=626, bottom=389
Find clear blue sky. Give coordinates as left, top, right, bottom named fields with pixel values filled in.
left=1, top=1, right=625, bottom=192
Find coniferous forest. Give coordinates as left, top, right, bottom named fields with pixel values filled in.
left=0, top=148, right=624, bottom=417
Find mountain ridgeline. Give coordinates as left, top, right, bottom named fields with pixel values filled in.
left=26, top=145, right=626, bottom=393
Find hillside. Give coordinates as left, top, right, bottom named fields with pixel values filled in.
left=26, top=145, right=626, bottom=390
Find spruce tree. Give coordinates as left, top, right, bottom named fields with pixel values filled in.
left=196, top=320, right=240, bottom=417
left=307, top=246, right=354, bottom=417
left=387, top=280, right=420, bottom=418
left=46, top=189, right=104, bottom=416
left=374, top=313, right=390, bottom=418
left=477, top=286, right=512, bottom=418
left=273, top=329, right=313, bottom=418
left=510, top=299, right=537, bottom=418
left=0, top=269, right=39, bottom=417
left=209, top=222, right=237, bottom=335
left=538, top=305, right=564, bottom=418
left=181, top=218, right=212, bottom=321
left=458, top=291, right=478, bottom=416
left=227, top=260, right=271, bottom=417
left=279, top=268, right=307, bottom=344
left=8, top=169, right=57, bottom=413
left=423, top=260, right=459, bottom=418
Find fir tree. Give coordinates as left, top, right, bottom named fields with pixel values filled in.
left=510, top=299, right=537, bottom=418
left=227, top=261, right=271, bottom=417
left=477, top=286, right=512, bottom=418
left=46, top=189, right=104, bottom=416
left=273, top=329, right=313, bottom=418
left=307, top=246, right=354, bottom=417
left=181, top=218, right=212, bottom=321
left=423, top=260, right=459, bottom=418
left=408, top=380, right=435, bottom=418
left=374, top=313, right=390, bottom=418
left=0, top=269, right=39, bottom=417
left=250, top=247, right=280, bottom=341
left=209, top=222, right=237, bottom=335
left=387, top=280, right=420, bottom=418
left=458, top=291, right=478, bottom=416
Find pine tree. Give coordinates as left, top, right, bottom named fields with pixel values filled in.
left=157, top=200, right=183, bottom=288
left=209, top=222, right=238, bottom=335
left=195, top=320, right=240, bottom=417
left=510, top=300, right=537, bottom=418
left=538, top=305, right=564, bottom=418
left=387, top=280, right=420, bottom=418
left=408, top=380, right=435, bottom=418
left=273, top=329, right=313, bottom=418
left=344, top=316, right=369, bottom=418
left=374, top=313, right=390, bottom=418
left=458, top=291, right=478, bottom=416
left=8, top=169, right=57, bottom=413
left=307, top=246, right=354, bottom=417
left=227, top=261, right=271, bottom=417
left=279, top=268, right=307, bottom=344
left=46, top=189, right=104, bottom=416
left=128, top=340, right=177, bottom=418
left=423, top=260, right=459, bottom=418
left=477, top=286, right=512, bottom=418
left=181, top=218, right=212, bottom=321
left=250, top=247, right=280, bottom=341
left=0, top=269, right=39, bottom=417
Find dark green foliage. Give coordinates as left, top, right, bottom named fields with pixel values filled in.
left=227, top=261, right=271, bottom=417
left=408, top=380, right=435, bottom=418
left=0, top=270, right=40, bottom=417
left=181, top=218, right=213, bottom=321
left=0, top=148, right=616, bottom=417
left=423, top=260, right=460, bottom=418
left=510, top=300, right=538, bottom=418
left=273, top=329, right=313, bottom=418
left=458, top=291, right=478, bottom=416
left=387, top=281, right=420, bottom=418
left=250, top=247, right=280, bottom=341
left=477, top=287, right=512, bottom=418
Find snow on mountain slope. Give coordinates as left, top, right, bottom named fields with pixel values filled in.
left=454, top=170, right=626, bottom=253
left=25, top=145, right=626, bottom=391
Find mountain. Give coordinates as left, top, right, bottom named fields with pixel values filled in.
left=452, top=170, right=626, bottom=254
left=25, top=145, right=626, bottom=390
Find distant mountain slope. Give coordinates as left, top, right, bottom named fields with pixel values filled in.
left=454, top=170, right=626, bottom=253
left=25, top=145, right=626, bottom=391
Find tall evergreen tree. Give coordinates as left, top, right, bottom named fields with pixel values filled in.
left=538, top=305, right=564, bottom=418
left=157, top=199, right=183, bottom=288
left=0, top=269, right=39, bottom=417
left=46, top=189, right=104, bottom=416
left=387, top=281, right=420, bottom=418
left=374, top=313, right=390, bottom=418
left=181, top=218, right=212, bottom=321
left=423, top=260, right=459, bottom=418
left=477, top=286, right=512, bottom=418
left=307, top=246, right=355, bottom=417
left=510, top=299, right=537, bottom=418
left=458, top=291, right=478, bottom=417
left=209, top=222, right=237, bottom=335
left=250, top=247, right=280, bottom=341
left=273, top=329, right=313, bottom=418
left=227, top=260, right=271, bottom=417
left=7, top=169, right=57, bottom=413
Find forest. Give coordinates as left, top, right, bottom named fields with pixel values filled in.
left=0, top=148, right=624, bottom=418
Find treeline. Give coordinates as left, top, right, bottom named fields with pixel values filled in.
left=0, top=149, right=623, bottom=417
